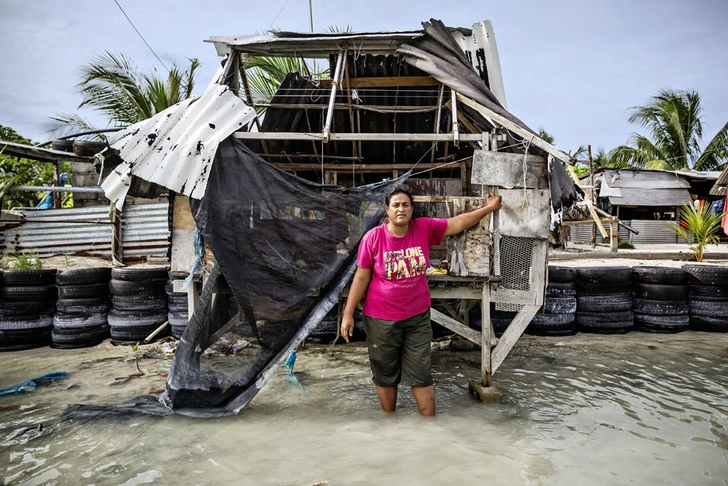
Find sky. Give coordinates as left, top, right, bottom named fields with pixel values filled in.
left=1, top=0, right=727, bottom=157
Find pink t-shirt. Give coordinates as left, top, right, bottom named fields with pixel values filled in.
left=357, top=218, right=448, bottom=321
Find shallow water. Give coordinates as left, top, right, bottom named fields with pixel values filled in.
left=1, top=332, right=727, bottom=485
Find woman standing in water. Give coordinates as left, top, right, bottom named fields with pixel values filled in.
left=341, top=184, right=502, bottom=416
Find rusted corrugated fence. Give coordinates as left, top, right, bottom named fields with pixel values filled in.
left=0, top=203, right=170, bottom=260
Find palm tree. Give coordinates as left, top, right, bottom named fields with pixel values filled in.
left=48, top=52, right=199, bottom=138
left=609, top=89, right=728, bottom=171
left=244, top=56, right=328, bottom=115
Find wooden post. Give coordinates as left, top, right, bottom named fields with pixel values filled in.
left=610, top=220, right=619, bottom=252
left=481, top=284, right=492, bottom=386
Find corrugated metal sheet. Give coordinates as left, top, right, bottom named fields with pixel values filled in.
left=0, top=203, right=169, bottom=259
left=627, top=220, right=690, bottom=244
left=101, top=83, right=255, bottom=209
left=567, top=219, right=690, bottom=245
left=710, top=167, right=728, bottom=196
left=607, top=188, right=693, bottom=207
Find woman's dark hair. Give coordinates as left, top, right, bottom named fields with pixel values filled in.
left=385, top=184, right=414, bottom=206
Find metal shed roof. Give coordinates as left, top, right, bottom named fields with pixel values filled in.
left=600, top=169, right=693, bottom=207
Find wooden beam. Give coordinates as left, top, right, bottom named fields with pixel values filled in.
left=430, top=307, right=482, bottom=346
left=455, top=94, right=575, bottom=166
left=491, top=304, right=540, bottom=373
left=271, top=162, right=463, bottom=172
left=234, top=132, right=484, bottom=142
left=564, top=163, right=608, bottom=238
left=318, top=76, right=440, bottom=88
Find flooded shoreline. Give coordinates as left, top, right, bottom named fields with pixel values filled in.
left=1, top=331, right=727, bottom=485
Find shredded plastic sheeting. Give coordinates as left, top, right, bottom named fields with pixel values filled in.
left=101, top=84, right=255, bottom=209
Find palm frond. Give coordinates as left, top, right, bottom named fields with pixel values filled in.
left=694, top=119, right=728, bottom=171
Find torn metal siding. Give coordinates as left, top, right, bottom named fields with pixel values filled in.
left=101, top=84, right=255, bottom=209
left=600, top=169, right=693, bottom=206
left=0, top=203, right=169, bottom=259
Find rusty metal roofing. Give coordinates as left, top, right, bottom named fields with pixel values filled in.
left=710, top=166, right=728, bottom=196
left=101, top=84, right=255, bottom=209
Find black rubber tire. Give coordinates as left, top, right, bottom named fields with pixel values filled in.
left=56, top=268, right=111, bottom=286
left=0, top=326, right=53, bottom=345
left=0, top=303, right=55, bottom=316
left=0, top=315, right=54, bottom=330
left=633, top=313, right=689, bottom=333
left=528, top=312, right=575, bottom=330
left=527, top=328, right=578, bottom=337
left=576, top=266, right=633, bottom=284
left=53, top=312, right=108, bottom=329
left=632, top=266, right=687, bottom=285
left=631, top=283, right=688, bottom=301
left=576, top=310, right=634, bottom=330
left=689, top=315, right=728, bottom=332
left=107, top=310, right=168, bottom=328
left=0, top=269, right=57, bottom=286
left=111, top=267, right=169, bottom=282
left=689, top=299, right=728, bottom=318
left=545, top=282, right=577, bottom=297
left=0, top=285, right=57, bottom=302
left=576, top=283, right=626, bottom=296
left=171, top=325, right=188, bottom=340
left=688, top=284, right=728, bottom=301
left=683, top=264, right=728, bottom=286
left=168, top=311, right=188, bottom=326
left=544, top=297, right=577, bottom=314
left=577, top=293, right=632, bottom=312
left=56, top=302, right=110, bottom=315
left=58, top=283, right=109, bottom=299
left=548, top=266, right=577, bottom=283
left=0, top=340, right=50, bottom=352
left=51, top=325, right=109, bottom=345
left=632, top=298, right=688, bottom=316
left=111, top=296, right=168, bottom=311
left=109, top=279, right=167, bottom=296
left=110, top=325, right=170, bottom=342
left=168, top=293, right=188, bottom=308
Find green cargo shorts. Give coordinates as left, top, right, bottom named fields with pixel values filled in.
left=362, top=309, right=433, bottom=387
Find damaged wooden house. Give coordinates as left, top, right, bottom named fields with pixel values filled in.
left=95, top=19, right=580, bottom=417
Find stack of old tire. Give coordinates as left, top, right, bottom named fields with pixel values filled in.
left=166, top=280, right=189, bottom=339
left=631, top=266, right=689, bottom=333
left=108, top=267, right=170, bottom=343
left=683, top=264, right=728, bottom=332
left=0, top=269, right=57, bottom=351
left=53, top=268, right=112, bottom=348
left=575, top=266, right=634, bottom=333
left=526, top=266, right=577, bottom=336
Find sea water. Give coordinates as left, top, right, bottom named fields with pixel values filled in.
left=0, top=331, right=726, bottom=485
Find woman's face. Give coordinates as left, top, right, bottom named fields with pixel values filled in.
left=386, top=192, right=413, bottom=227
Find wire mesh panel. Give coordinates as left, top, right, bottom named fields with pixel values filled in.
left=492, top=236, right=547, bottom=310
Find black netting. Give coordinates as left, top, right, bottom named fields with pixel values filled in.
left=159, top=137, right=402, bottom=416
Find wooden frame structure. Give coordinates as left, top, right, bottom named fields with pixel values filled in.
left=190, top=27, right=582, bottom=395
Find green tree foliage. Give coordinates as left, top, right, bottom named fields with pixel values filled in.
left=47, top=52, right=200, bottom=138
left=0, top=125, right=62, bottom=210
left=667, top=204, right=725, bottom=262
left=609, top=89, right=728, bottom=171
